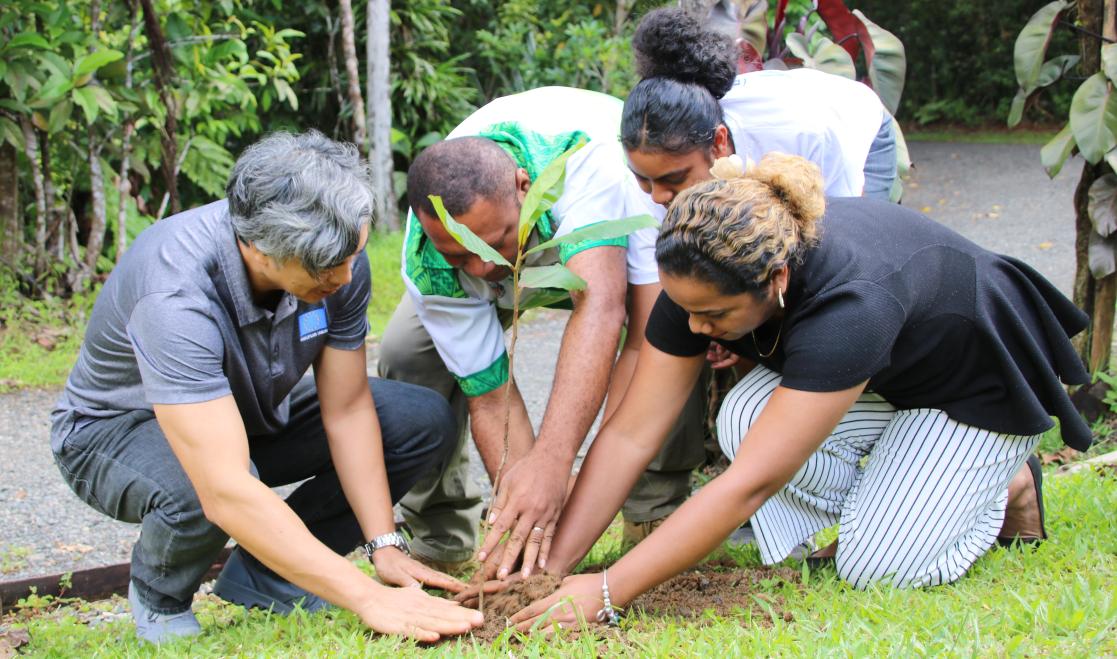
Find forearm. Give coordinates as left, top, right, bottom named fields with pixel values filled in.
left=536, top=301, right=626, bottom=467
left=602, top=344, right=638, bottom=422
left=468, top=381, right=534, bottom=481
left=604, top=282, right=659, bottom=421
left=208, top=475, right=383, bottom=611
left=546, top=425, right=661, bottom=575
left=323, top=399, right=396, bottom=542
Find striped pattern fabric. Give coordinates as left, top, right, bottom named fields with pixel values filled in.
left=716, top=365, right=1039, bottom=589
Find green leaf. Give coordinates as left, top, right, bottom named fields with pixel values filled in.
left=72, top=86, right=98, bottom=123
left=1042, top=123, right=1076, bottom=178
left=1107, top=148, right=1117, bottom=176
left=785, top=33, right=811, bottom=62
left=4, top=33, right=50, bottom=51
left=519, top=264, right=587, bottom=291
left=810, top=37, right=856, bottom=80
left=518, top=139, right=586, bottom=248
left=47, top=99, right=71, bottom=133
left=1070, top=72, right=1117, bottom=164
left=853, top=10, right=906, bottom=116
left=0, top=116, right=24, bottom=150
left=1013, top=1, right=1072, bottom=93
left=1007, top=89, right=1027, bottom=128
left=88, top=86, right=117, bottom=121
left=28, top=73, right=73, bottom=108
left=428, top=195, right=513, bottom=267
left=1037, top=54, right=1080, bottom=88
left=1088, top=173, right=1117, bottom=237
left=525, top=214, right=660, bottom=256
left=1105, top=43, right=1117, bottom=83
left=0, top=61, right=7, bottom=81
left=72, top=49, right=123, bottom=77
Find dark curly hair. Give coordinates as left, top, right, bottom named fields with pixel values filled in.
left=622, top=7, right=739, bottom=154
left=407, top=137, right=517, bottom=218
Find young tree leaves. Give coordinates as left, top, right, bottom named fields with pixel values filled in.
left=73, top=50, right=124, bottom=78
left=1013, top=1, right=1072, bottom=96
left=428, top=194, right=512, bottom=267
left=519, top=264, right=587, bottom=291
left=517, top=139, right=586, bottom=249
left=525, top=214, right=659, bottom=256
left=1069, top=72, right=1117, bottom=165
left=1041, top=123, right=1076, bottom=178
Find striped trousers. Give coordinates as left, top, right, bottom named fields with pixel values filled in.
left=716, top=366, right=1040, bottom=589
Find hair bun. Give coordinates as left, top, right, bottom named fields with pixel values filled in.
left=632, top=7, right=738, bottom=99
left=749, top=153, right=826, bottom=226
left=710, top=154, right=747, bottom=179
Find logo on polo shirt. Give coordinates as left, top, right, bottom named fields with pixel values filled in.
left=298, top=307, right=328, bottom=341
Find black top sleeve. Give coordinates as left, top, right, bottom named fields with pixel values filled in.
left=780, top=280, right=906, bottom=392
left=645, top=290, right=709, bottom=357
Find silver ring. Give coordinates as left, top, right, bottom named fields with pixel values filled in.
left=532, top=526, right=545, bottom=534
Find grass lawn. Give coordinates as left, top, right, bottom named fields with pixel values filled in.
left=6, top=464, right=1115, bottom=656
left=904, top=127, right=1058, bottom=145
left=0, top=231, right=408, bottom=391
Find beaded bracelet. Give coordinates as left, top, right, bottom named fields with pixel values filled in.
left=596, top=567, right=621, bottom=626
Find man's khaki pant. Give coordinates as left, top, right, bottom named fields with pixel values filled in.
left=378, top=294, right=707, bottom=563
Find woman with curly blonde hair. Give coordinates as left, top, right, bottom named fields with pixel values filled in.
left=510, top=153, right=1090, bottom=629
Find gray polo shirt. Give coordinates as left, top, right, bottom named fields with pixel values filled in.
left=50, top=200, right=371, bottom=453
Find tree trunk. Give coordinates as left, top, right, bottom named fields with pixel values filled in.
left=19, top=118, right=49, bottom=280
left=366, top=0, right=398, bottom=230
left=138, top=0, right=179, bottom=217
left=0, top=143, right=19, bottom=265
left=1074, top=0, right=1117, bottom=372
left=117, top=0, right=139, bottom=263
left=76, top=0, right=106, bottom=287
left=339, top=0, right=368, bottom=152
left=1090, top=0, right=1117, bottom=372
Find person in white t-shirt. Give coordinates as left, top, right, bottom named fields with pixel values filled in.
left=612, top=7, right=901, bottom=546
left=377, top=87, right=705, bottom=581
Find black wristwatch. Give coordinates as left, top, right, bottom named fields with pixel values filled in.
left=361, top=531, right=410, bottom=559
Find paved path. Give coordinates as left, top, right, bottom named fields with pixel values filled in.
left=0, top=141, right=1084, bottom=582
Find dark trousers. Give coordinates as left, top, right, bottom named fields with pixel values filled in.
left=53, top=377, right=456, bottom=614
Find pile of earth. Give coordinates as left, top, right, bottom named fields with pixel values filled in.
left=470, top=562, right=798, bottom=643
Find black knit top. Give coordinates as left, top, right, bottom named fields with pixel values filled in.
left=646, top=197, right=1092, bottom=449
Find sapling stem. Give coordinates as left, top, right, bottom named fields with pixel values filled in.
left=477, top=249, right=524, bottom=614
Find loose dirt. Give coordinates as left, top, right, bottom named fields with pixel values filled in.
left=470, top=563, right=798, bottom=643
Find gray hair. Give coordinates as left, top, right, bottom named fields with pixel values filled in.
left=226, top=130, right=374, bottom=276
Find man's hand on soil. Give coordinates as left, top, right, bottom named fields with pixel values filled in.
left=356, top=582, right=484, bottom=641
left=477, top=449, right=569, bottom=579
left=371, top=546, right=468, bottom=593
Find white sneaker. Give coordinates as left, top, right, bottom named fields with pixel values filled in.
left=128, top=581, right=201, bottom=644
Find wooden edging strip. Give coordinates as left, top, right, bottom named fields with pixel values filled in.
left=1055, top=449, right=1117, bottom=476
left=0, top=547, right=232, bottom=614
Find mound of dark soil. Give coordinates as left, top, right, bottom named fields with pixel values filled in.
left=469, top=563, right=797, bottom=643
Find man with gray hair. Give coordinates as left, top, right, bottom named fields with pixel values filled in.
left=50, top=130, right=483, bottom=644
